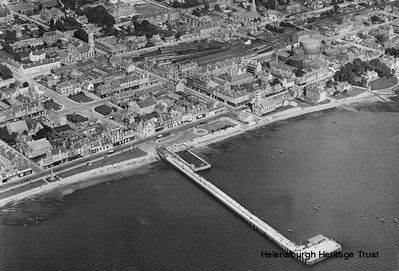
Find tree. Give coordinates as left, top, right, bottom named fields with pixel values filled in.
left=0, top=127, right=17, bottom=146
left=55, top=20, right=64, bottom=31
left=295, top=68, right=305, bottom=77
left=14, top=53, right=21, bottom=62
left=204, top=1, right=210, bottom=11
left=214, top=4, right=222, bottom=12
left=385, top=47, right=399, bottom=58
left=0, top=64, right=13, bottom=80
left=370, top=15, right=381, bottom=24
left=192, top=8, right=202, bottom=17
left=375, top=34, right=387, bottom=45
left=326, top=79, right=334, bottom=88
left=2, top=42, right=13, bottom=55
left=4, top=30, right=17, bottom=43
left=84, top=5, right=115, bottom=28
left=33, top=125, right=53, bottom=140
left=133, top=19, right=160, bottom=37
left=62, top=17, right=82, bottom=30
left=74, top=28, right=88, bottom=42
left=38, top=25, right=46, bottom=37
left=175, top=32, right=182, bottom=39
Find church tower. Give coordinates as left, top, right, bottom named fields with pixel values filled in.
left=251, top=0, right=256, bottom=12
left=88, top=31, right=94, bottom=48
left=86, top=24, right=95, bottom=48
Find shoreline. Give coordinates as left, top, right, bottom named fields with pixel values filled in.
left=0, top=151, right=160, bottom=208
left=0, top=89, right=394, bottom=208
left=179, top=90, right=386, bottom=150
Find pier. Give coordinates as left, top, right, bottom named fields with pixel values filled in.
left=157, top=147, right=342, bottom=265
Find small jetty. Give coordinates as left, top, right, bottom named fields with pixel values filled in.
left=157, top=147, right=341, bottom=265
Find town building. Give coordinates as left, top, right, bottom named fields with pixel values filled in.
left=251, top=91, right=287, bottom=116
left=33, top=0, right=59, bottom=8
left=43, top=30, right=65, bottom=44
left=187, top=75, right=250, bottom=107
left=60, top=42, right=96, bottom=65
left=29, top=50, right=46, bottom=62
left=94, top=36, right=128, bottom=54
left=0, top=100, right=44, bottom=125
left=334, top=24, right=353, bottom=36
left=0, top=145, right=32, bottom=185
left=305, top=83, right=327, bottom=102
left=95, top=72, right=159, bottom=98
left=25, top=138, right=51, bottom=158
left=39, top=7, right=64, bottom=23
left=108, top=1, right=137, bottom=21
left=55, top=81, right=81, bottom=95
left=9, top=3, right=38, bottom=15
left=130, top=97, right=157, bottom=115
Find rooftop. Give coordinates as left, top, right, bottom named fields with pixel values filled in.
left=27, top=138, right=51, bottom=150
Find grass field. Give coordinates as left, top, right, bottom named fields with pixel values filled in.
left=160, top=118, right=237, bottom=145
left=368, top=76, right=398, bottom=90
left=66, top=113, right=88, bottom=123
left=68, top=93, right=94, bottom=103
left=94, top=104, right=112, bottom=116
left=43, top=100, right=62, bottom=111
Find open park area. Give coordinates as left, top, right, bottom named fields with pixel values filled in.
left=43, top=99, right=62, bottom=111
left=94, top=104, right=113, bottom=116
left=68, top=93, right=94, bottom=103
left=159, top=118, right=237, bottom=145
left=66, top=113, right=88, bottom=123
left=368, top=76, right=398, bottom=90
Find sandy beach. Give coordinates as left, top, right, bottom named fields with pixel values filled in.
left=0, top=88, right=394, bottom=208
